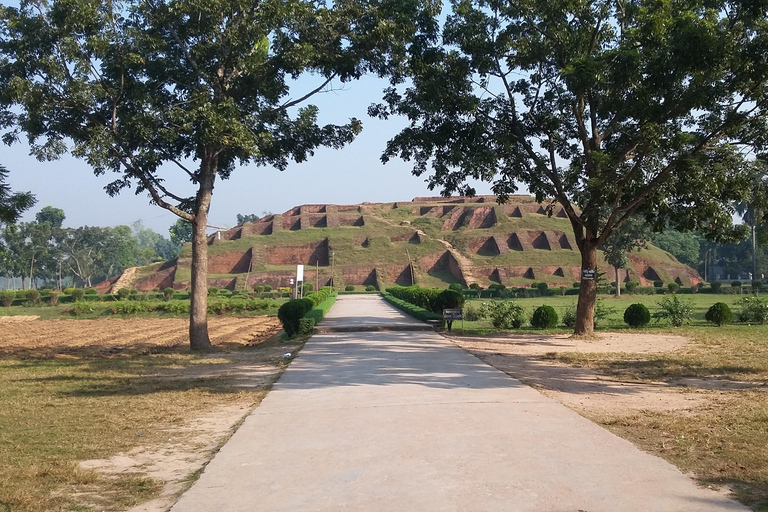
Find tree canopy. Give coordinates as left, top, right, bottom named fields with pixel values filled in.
left=0, top=164, right=34, bottom=225
left=373, top=0, right=768, bottom=333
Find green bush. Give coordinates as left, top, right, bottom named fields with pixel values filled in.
left=752, top=281, right=763, bottom=292
left=463, top=303, right=482, bottom=321
left=303, top=283, right=314, bottom=293
left=625, top=281, right=639, bottom=294
left=160, top=300, right=190, bottom=315
left=479, top=301, right=526, bottom=329
left=163, top=287, right=175, bottom=301
left=535, top=282, right=549, bottom=296
left=448, top=283, right=463, bottom=292
left=655, top=295, right=693, bottom=327
left=0, top=290, right=16, bottom=307
left=469, top=283, right=480, bottom=290
left=572, top=282, right=580, bottom=288
left=386, top=286, right=442, bottom=312
left=705, top=302, right=732, bottom=326
left=63, top=287, right=75, bottom=295
left=71, top=289, right=85, bottom=301
left=432, top=290, right=465, bottom=313
left=623, top=303, right=651, bottom=328
left=84, top=288, right=98, bottom=295
left=263, top=285, right=272, bottom=292
left=709, top=281, right=722, bottom=293
left=48, top=291, right=61, bottom=305
left=531, top=305, right=558, bottom=329
left=731, top=280, right=742, bottom=288
left=562, top=306, right=577, bottom=328
left=365, top=285, right=376, bottom=292
left=381, top=292, right=442, bottom=322
left=25, top=289, right=40, bottom=304
left=667, top=282, right=679, bottom=293
left=653, top=280, right=664, bottom=288
left=305, top=287, right=331, bottom=307
left=117, top=288, right=131, bottom=300
left=110, top=301, right=154, bottom=315
left=208, top=286, right=219, bottom=296
left=737, top=295, right=768, bottom=324
left=559, top=286, right=567, bottom=296
left=345, top=285, right=355, bottom=291
left=298, top=318, right=315, bottom=335
left=278, top=298, right=314, bottom=337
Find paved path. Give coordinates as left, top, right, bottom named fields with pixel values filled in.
left=171, top=296, right=745, bottom=512
left=315, top=294, right=434, bottom=332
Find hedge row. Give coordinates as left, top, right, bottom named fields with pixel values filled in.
left=277, top=288, right=337, bottom=337
left=385, top=286, right=465, bottom=314
left=101, top=298, right=280, bottom=316
left=381, top=292, right=442, bottom=322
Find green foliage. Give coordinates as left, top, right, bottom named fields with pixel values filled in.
left=710, top=281, right=723, bottom=293
left=732, top=281, right=743, bottom=288
left=71, top=289, right=84, bottom=301
left=432, top=290, right=465, bottom=313
left=562, top=306, right=577, bottom=328
left=667, top=282, right=680, bottom=293
left=208, top=287, right=219, bottom=297
left=262, top=285, right=272, bottom=292
left=479, top=301, right=526, bottom=329
left=303, top=293, right=337, bottom=325
left=737, top=296, right=768, bottom=324
left=303, top=283, right=314, bottom=293
left=386, top=286, right=441, bottom=312
left=110, top=301, right=153, bottom=315
left=623, top=304, right=651, bottom=328
left=655, top=296, right=694, bottom=327
left=651, top=231, right=702, bottom=267
left=653, top=280, right=664, bottom=288
left=625, top=281, right=639, bottom=294
left=469, top=283, right=480, bottom=290
left=169, top=219, right=193, bottom=248
left=298, top=318, right=315, bottom=335
left=531, top=305, right=558, bottom=329
left=705, top=302, right=733, bottom=326
left=67, top=301, right=94, bottom=316
left=0, top=165, right=35, bottom=224
left=63, top=288, right=75, bottom=295
left=84, top=288, right=98, bottom=295
left=116, top=288, right=131, bottom=300
left=535, top=282, right=549, bottom=295
left=752, top=281, right=764, bottom=292
left=463, top=303, right=482, bottom=321
left=163, top=287, right=175, bottom=301
left=448, top=283, right=463, bottom=292
left=344, top=285, right=355, bottom=291
left=47, top=290, right=60, bottom=305
left=0, top=290, right=15, bottom=307
left=381, top=292, right=442, bottom=322
left=278, top=299, right=314, bottom=337
left=365, top=285, right=376, bottom=292
left=25, top=289, right=39, bottom=304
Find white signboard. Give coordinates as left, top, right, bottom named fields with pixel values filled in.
left=296, top=265, right=304, bottom=282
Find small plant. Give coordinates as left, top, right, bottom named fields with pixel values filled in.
left=531, top=305, right=558, bottom=329
left=625, top=281, right=639, bottom=294
left=71, top=289, right=85, bottom=301
left=561, top=306, right=577, bottom=328
left=463, top=303, right=482, bottom=321
left=48, top=291, right=61, bottom=305
left=559, top=286, right=567, bottom=296
left=709, top=281, right=722, bottom=293
left=365, top=285, right=376, bottom=292
left=655, top=295, right=693, bottom=327
left=737, top=295, right=768, bottom=324
left=653, top=280, right=664, bottom=288
left=667, top=282, right=679, bottom=294
left=208, top=286, right=219, bottom=296
left=345, top=285, right=355, bottom=291
left=705, top=302, right=732, bottom=326
left=68, top=301, right=94, bottom=316
left=479, top=301, right=526, bottom=329
left=253, top=285, right=264, bottom=294
left=25, top=289, right=40, bottom=304
left=117, top=288, right=131, bottom=300
left=0, top=290, right=16, bottom=307
left=163, top=287, right=175, bottom=301
left=623, top=303, right=651, bottom=328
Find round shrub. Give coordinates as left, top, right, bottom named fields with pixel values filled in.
left=705, top=302, right=732, bottom=326
left=709, top=281, right=722, bottom=293
left=48, top=291, right=61, bottom=305
left=345, top=285, right=355, bottom=291
left=277, top=298, right=314, bottom=337
left=262, top=285, right=272, bottom=292
left=667, top=282, right=679, bottom=293
left=561, top=306, right=577, bottom=328
left=365, top=285, right=376, bottom=292
left=752, top=281, right=763, bottom=292
left=84, top=288, right=98, bottom=295
left=572, top=282, right=580, bottom=288
left=531, top=305, right=558, bottom=329
left=163, top=287, right=175, bottom=301
left=623, top=303, right=651, bottom=328
left=535, top=282, right=549, bottom=295
left=469, top=283, right=480, bottom=290
left=731, top=280, right=742, bottom=288
left=625, top=281, right=639, bottom=294
left=71, top=289, right=85, bottom=300
left=0, top=290, right=16, bottom=307
left=653, top=280, right=664, bottom=288
left=207, top=286, right=219, bottom=296
left=117, top=288, right=131, bottom=300
left=303, top=283, right=313, bottom=293
left=448, top=283, right=463, bottom=292
left=25, top=289, right=40, bottom=303
left=432, top=289, right=465, bottom=314
left=253, top=285, right=264, bottom=293
left=63, top=287, right=75, bottom=295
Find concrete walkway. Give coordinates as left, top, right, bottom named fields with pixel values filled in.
left=315, top=294, right=434, bottom=332
left=171, top=296, right=745, bottom=512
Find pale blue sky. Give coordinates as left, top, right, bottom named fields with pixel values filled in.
left=5, top=73, right=495, bottom=235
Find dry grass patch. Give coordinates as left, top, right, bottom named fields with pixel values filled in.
left=0, top=316, right=302, bottom=512
left=450, top=325, right=768, bottom=511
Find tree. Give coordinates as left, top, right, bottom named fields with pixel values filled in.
left=372, top=0, right=765, bottom=334
left=601, top=217, right=650, bottom=296
left=0, top=164, right=34, bottom=225
left=60, top=226, right=138, bottom=287
left=1, top=0, right=436, bottom=349
left=236, top=213, right=260, bottom=225
left=735, top=159, right=768, bottom=281
left=169, top=218, right=193, bottom=249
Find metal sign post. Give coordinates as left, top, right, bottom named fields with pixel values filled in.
left=443, top=308, right=463, bottom=332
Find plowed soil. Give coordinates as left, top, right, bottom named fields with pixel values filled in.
left=0, top=317, right=282, bottom=359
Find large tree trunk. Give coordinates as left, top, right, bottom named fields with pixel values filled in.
left=188, top=161, right=215, bottom=351
left=574, top=242, right=598, bottom=336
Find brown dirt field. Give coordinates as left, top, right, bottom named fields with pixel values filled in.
left=0, top=317, right=282, bottom=359
left=447, top=332, right=711, bottom=414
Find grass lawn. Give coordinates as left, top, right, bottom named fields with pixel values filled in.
left=0, top=316, right=297, bottom=512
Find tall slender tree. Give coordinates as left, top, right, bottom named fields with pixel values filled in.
left=372, top=0, right=766, bottom=334
left=1, top=0, right=438, bottom=349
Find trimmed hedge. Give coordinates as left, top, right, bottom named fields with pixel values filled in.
left=705, top=302, right=732, bottom=326
left=531, top=305, right=558, bottom=329
left=303, top=292, right=338, bottom=325
left=386, top=286, right=441, bottom=312
left=278, top=298, right=314, bottom=336
left=623, top=303, right=651, bottom=328
left=381, top=292, right=442, bottom=322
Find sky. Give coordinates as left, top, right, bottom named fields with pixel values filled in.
left=4, top=73, right=496, bottom=236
